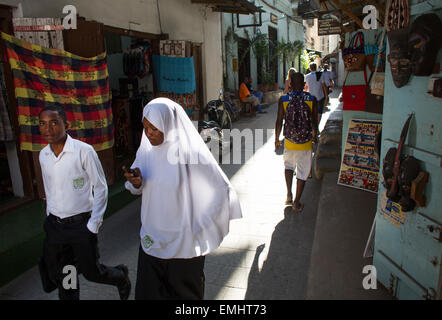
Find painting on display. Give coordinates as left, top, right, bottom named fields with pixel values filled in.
left=338, top=119, right=382, bottom=193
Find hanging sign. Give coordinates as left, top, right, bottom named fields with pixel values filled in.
left=318, top=11, right=342, bottom=36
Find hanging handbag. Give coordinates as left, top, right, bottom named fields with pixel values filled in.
left=342, top=68, right=368, bottom=111
left=365, top=71, right=384, bottom=113
left=370, top=20, right=387, bottom=97
left=365, top=32, right=386, bottom=72
left=343, top=32, right=366, bottom=71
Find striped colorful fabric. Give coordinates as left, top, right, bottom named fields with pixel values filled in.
left=2, top=32, right=114, bottom=152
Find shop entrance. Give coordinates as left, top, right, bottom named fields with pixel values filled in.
left=238, top=37, right=251, bottom=83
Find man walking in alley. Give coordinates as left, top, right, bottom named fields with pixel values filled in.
left=305, top=63, right=328, bottom=125
left=239, top=76, right=267, bottom=114
left=38, top=105, right=131, bottom=300
left=275, top=72, right=318, bottom=212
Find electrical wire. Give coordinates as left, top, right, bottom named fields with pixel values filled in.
left=156, top=0, right=163, bottom=34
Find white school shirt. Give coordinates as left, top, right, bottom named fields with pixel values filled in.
left=305, top=71, right=326, bottom=101
left=39, top=134, right=108, bottom=234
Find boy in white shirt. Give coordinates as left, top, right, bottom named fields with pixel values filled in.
left=38, top=105, right=131, bottom=300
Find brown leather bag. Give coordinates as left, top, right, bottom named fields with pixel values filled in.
left=365, top=71, right=384, bottom=114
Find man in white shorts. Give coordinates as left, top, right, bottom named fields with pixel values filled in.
left=275, top=72, right=318, bottom=212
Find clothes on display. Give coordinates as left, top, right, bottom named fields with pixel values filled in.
left=157, top=91, right=198, bottom=118
left=123, top=46, right=151, bottom=79
left=152, top=55, right=196, bottom=94
left=2, top=32, right=114, bottom=152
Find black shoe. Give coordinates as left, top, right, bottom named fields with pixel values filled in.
left=258, top=111, right=267, bottom=114
left=116, top=264, right=131, bottom=300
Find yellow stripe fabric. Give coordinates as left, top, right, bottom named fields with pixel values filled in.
left=9, top=58, right=109, bottom=82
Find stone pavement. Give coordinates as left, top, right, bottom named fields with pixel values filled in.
left=0, top=91, right=391, bottom=300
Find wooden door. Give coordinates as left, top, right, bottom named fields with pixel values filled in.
left=238, top=37, right=251, bottom=84
left=192, top=43, right=203, bottom=120
left=268, top=26, right=278, bottom=83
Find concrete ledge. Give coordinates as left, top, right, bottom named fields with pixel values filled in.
left=263, top=90, right=283, bottom=104
left=314, top=157, right=341, bottom=180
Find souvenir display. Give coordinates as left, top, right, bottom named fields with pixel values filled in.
left=387, top=28, right=412, bottom=88
left=397, top=155, right=420, bottom=211
left=342, top=69, right=368, bottom=111
left=386, top=0, right=410, bottom=31
left=343, top=31, right=366, bottom=71
left=384, top=114, right=413, bottom=203
left=408, top=13, right=442, bottom=76
left=338, top=119, right=382, bottom=193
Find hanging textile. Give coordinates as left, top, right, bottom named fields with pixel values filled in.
left=0, top=64, right=14, bottom=141
left=2, top=32, right=114, bottom=152
left=152, top=54, right=196, bottom=94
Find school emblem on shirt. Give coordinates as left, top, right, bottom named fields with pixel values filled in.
left=73, top=178, right=85, bottom=190
left=142, top=235, right=154, bottom=250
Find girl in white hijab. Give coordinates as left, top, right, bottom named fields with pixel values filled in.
left=124, top=97, right=242, bottom=300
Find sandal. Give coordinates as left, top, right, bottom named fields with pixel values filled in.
left=285, top=195, right=293, bottom=205
left=292, top=203, right=304, bottom=213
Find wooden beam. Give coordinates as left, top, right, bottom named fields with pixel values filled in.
left=103, top=25, right=168, bottom=40
left=330, top=0, right=364, bottom=29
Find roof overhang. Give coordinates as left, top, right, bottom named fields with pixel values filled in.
left=190, top=0, right=265, bottom=14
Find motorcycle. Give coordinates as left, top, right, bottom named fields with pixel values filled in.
left=198, top=89, right=233, bottom=159
left=204, top=88, right=233, bottom=130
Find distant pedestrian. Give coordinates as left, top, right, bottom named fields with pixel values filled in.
left=124, top=98, right=242, bottom=300
left=305, top=62, right=328, bottom=125
left=239, top=76, right=267, bottom=113
left=275, top=73, right=318, bottom=212
left=321, top=64, right=334, bottom=95
left=38, top=105, right=131, bottom=300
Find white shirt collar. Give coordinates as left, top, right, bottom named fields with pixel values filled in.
left=45, top=134, right=75, bottom=157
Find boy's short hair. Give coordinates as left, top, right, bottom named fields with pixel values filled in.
left=39, top=105, right=67, bottom=123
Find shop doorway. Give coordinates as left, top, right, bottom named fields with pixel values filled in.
left=268, top=26, right=278, bottom=83
left=238, top=37, right=251, bottom=84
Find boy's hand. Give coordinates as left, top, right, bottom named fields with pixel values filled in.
left=275, top=140, right=282, bottom=150
left=122, top=166, right=142, bottom=189
left=312, top=129, right=318, bottom=144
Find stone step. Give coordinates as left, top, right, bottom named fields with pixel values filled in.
left=319, top=125, right=342, bottom=145
left=316, top=143, right=341, bottom=159
left=313, top=156, right=341, bottom=180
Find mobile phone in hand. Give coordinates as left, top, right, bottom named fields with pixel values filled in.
left=126, top=168, right=139, bottom=177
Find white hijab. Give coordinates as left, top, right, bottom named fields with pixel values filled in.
left=127, top=98, right=242, bottom=259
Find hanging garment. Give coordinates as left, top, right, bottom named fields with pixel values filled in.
left=2, top=32, right=113, bottom=152
left=152, top=55, right=196, bottom=94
